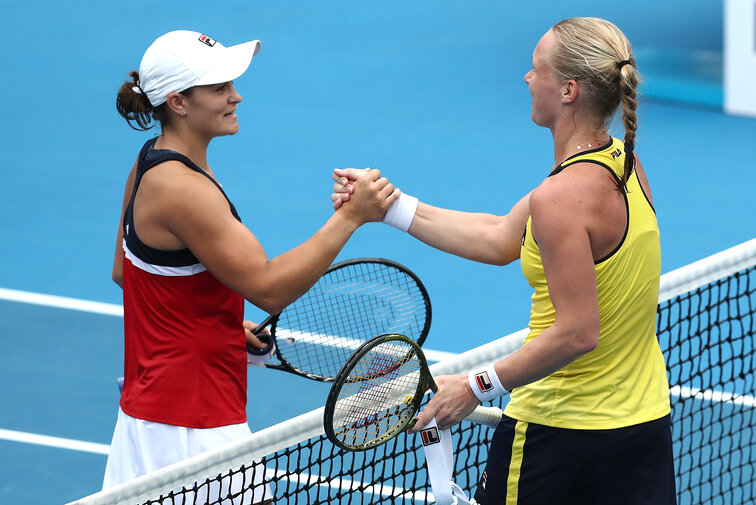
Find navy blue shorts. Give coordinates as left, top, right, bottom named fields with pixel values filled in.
left=473, top=414, right=677, bottom=505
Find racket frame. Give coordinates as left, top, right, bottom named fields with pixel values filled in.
left=324, top=333, right=504, bottom=451
left=324, top=333, right=433, bottom=451
left=247, top=258, right=432, bottom=382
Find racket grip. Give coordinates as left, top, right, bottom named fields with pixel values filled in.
left=464, top=406, right=503, bottom=428
left=246, top=333, right=274, bottom=355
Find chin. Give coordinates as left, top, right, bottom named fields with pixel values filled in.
left=223, top=125, right=241, bottom=136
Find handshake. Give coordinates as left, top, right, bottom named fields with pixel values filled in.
left=331, top=167, right=418, bottom=232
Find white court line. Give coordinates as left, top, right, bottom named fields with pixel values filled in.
left=0, top=286, right=455, bottom=456
left=0, top=288, right=123, bottom=317
left=11, top=383, right=754, bottom=457
left=0, top=428, right=110, bottom=455
left=671, top=385, right=756, bottom=408
left=0, top=287, right=455, bottom=361
left=6, top=287, right=752, bottom=458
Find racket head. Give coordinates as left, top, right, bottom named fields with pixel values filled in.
left=269, top=258, right=432, bottom=382
left=323, top=333, right=432, bottom=451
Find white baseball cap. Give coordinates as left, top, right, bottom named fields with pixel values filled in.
left=138, top=30, right=261, bottom=107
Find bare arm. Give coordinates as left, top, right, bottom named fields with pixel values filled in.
left=333, top=168, right=531, bottom=265
left=407, top=193, right=531, bottom=265
left=111, top=160, right=138, bottom=289
left=412, top=172, right=602, bottom=430
left=494, top=176, right=600, bottom=385
left=138, top=165, right=397, bottom=315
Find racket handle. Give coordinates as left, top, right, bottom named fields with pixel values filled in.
left=252, top=314, right=274, bottom=335
left=247, top=333, right=275, bottom=356
left=464, top=406, right=503, bottom=428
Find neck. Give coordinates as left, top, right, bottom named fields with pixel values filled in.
left=155, top=130, right=212, bottom=175
left=551, top=127, right=609, bottom=166
left=548, top=109, right=609, bottom=166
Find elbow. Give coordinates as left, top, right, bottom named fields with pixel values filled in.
left=249, top=292, right=289, bottom=316
left=112, top=271, right=123, bottom=289
left=557, top=320, right=599, bottom=357
left=572, top=325, right=599, bottom=356
left=490, top=254, right=517, bottom=267
left=258, top=301, right=286, bottom=316
left=486, top=242, right=521, bottom=267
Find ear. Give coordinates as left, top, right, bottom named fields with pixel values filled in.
left=560, top=79, right=579, bottom=104
left=165, top=92, right=188, bottom=116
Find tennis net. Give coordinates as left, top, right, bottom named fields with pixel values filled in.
left=67, top=238, right=756, bottom=505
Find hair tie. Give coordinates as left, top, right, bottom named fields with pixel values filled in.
left=616, top=59, right=633, bottom=71
left=132, top=84, right=143, bottom=95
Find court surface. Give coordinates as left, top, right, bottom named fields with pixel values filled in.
left=1, top=1, right=754, bottom=503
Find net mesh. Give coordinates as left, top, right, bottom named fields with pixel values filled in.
left=660, top=265, right=755, bottom=504
left=68, top=239, right=756, bottom=505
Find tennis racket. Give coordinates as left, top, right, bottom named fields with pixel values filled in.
left=246, top=258, right=432, bottom=382
left=323, top=333, right=503, bottom=451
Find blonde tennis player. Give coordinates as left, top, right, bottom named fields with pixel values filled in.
left=333, top=17, right=676, bottom=505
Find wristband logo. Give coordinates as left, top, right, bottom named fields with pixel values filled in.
left=420, top=427, right=440, bottom=446
left=474, top=371, right=494, bottom=393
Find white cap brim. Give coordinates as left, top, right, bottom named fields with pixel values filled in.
left=196, top=39, right=261, bottom=86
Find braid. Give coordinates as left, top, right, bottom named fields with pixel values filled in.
left=617, top=59, right=639, bottom=193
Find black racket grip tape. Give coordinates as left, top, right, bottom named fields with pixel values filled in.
left=246, top=333, right=274, bottom=356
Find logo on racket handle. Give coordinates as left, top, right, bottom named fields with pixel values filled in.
left=420, top=426, right=440, bottom=446
left=474, top=371, right=494, bottom=393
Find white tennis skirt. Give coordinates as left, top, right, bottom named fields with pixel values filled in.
left=103, top=407, right=272, bottom=504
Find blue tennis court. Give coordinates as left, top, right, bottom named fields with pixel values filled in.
left=1, top=1, right=755, bottom=503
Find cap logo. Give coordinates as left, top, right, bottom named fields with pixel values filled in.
left=198, top=34, right=217, bottom=47
left=420, top=426, right=440, bottom=446
left=474, top=371, right=494, bottom=393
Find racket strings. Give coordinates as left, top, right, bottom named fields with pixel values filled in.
left=332, top=341, right=422, bottom=449
left=273, top=262, right=429, bottom=378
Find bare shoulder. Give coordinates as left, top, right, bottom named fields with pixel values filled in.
left=529, top=161, right=621, bottom=246
left=530, top=162, right=613, bottom=211
left=140, top=160, right=229, bottom=213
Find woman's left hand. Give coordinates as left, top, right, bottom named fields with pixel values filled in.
left=408, top=374, right=480, bottom=432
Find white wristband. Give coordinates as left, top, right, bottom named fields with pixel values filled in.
left=468, top=363, right=508, bottom=403
left=382, top=192, right=419, bottom=232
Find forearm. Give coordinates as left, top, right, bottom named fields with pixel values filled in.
left=409, top=203, right=519, bottom=265
left=246, top=211, right=361, bottom=313
left=408, top=192, right=531, bottom=265
left=495, top=322, right=597, bottom=391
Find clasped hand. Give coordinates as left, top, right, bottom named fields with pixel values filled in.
left=331, top=167, right=374, bottom=211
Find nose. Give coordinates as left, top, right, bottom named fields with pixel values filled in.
left=229, top=83, right=242, bottom=103
left=524, top=69, right=533, bottom=84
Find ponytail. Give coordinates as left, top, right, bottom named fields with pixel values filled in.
left=116, top=71, right=155, bottom=131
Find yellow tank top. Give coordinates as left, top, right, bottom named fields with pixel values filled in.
left=505, top=138, right=671, bottom=429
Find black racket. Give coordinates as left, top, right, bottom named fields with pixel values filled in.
left=246, top=258, right=431, bottom=382
left=323, top=333, right=503, bottom=451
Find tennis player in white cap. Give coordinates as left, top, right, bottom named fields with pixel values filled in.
left=107, top=30, right=397, bottom=503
